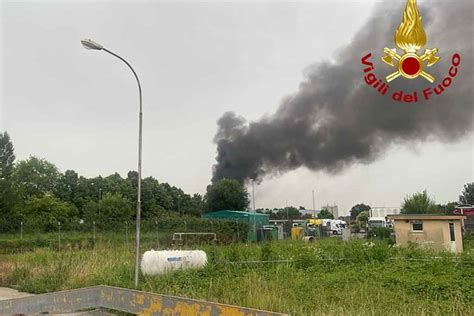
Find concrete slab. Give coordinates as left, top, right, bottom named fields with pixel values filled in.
left=0, top=287, right=33, bottom=301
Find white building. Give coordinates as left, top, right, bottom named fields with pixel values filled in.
left=322, top=205, right=339, bottom=219
left=370, top=207, right=400, bottom=217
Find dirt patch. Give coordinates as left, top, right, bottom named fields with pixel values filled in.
left=0, top=262, right=14, bottom=286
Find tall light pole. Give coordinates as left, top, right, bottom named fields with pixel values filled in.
left=312, top=190, right=316, bottom=218
left=81, top=39, right=143, bottom=287
left=251, top=179, right=256, bottom=241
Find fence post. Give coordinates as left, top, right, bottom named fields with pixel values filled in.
left=93, top=221, right=96, bottom=243
left=155, top=218, right=159, bottom=246
left=58, top=221, right=61, bottom=251
left=125, top=221, right=129, bottom=248
left=236, top=220, right=240, bottom=243
left=20, top=221, right=23, bottom=241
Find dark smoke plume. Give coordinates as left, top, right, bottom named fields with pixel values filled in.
left=212, top=0, right=473, bottom=183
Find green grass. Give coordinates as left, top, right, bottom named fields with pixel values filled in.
left=0, top=237, right=473, bottom=315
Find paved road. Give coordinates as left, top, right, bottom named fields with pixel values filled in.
left=0, top=287, right=32, bottom=301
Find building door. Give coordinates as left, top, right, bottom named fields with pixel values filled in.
left=448, top=222, right=456, bottom=253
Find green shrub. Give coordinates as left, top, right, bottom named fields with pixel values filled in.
left=368, top=227, right=393, bottom=240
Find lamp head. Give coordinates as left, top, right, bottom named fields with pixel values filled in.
left=81, top=39, right=104, bottom=50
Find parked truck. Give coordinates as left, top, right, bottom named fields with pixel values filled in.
left=321, top=219, right=347, bottom=235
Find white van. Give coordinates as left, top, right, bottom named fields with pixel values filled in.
left=367, top=217, right=392, bottom=229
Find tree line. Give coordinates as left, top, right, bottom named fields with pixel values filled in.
left=0, top=132, right=206, bottom=232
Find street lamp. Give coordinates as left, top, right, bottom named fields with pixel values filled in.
left=81, top=38, right=143, bottom=287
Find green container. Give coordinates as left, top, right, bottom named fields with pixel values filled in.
left=262, top=225, right=278, bottom=241
left=202, top=210, right=270, bottom=242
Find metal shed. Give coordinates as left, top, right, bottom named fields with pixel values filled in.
left=203, top=210, right=269, bottom=242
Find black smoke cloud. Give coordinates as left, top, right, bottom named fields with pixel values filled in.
left=212, top=0, right=473, bottom=183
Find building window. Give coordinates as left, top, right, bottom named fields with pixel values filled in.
left=411, top=222, right=423, bottom=232
left=449, top=222, right=455, bottom=242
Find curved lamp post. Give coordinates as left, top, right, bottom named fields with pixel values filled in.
left=81, top=38, right=143, bottom=287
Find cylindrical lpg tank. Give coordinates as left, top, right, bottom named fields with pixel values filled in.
left=141, top=250, right=207, bottom=275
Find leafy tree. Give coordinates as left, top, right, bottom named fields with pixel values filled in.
left=15, top=195, right=78, bottom=232
left=356, top=210, right=369, bottom=225
left=189, top=193, right=204, bottom=215
left=82, top=200, right=99, bottom=225
left=55, top=169, right=78, bottom=205
left=436, top=202, right=458, bottom=215
left=0, top=132, right=15, bottom=179
left=265, top=207, right=304, bottom=220
left=96, top=192, right=133, bottom=229
left=0, top=132, right=17, bottom=231
left=350, top=203, right=371, bottom=220
left=13, top=156, right=61, bottom=198
left=70, top=175, right=98, bottom=212
left=283, top=207, right=302, bottom=219
left=459, top=183, right=474, bottom=205
left=401, top=190, right=437, bottom=214
left=318, top=209, right=334, bottom=219
left=205, top=179, right=249, bottom=212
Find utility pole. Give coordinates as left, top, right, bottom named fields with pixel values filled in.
left=312, top=190, right=316, bottom=218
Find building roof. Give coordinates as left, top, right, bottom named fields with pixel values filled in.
left=387, top=214, right=466, bottom=220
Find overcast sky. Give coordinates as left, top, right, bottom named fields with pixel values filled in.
left=1, top=0, right=472, bottom=215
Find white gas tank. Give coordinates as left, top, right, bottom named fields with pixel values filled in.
left=141, top=250, right=207, bottom=275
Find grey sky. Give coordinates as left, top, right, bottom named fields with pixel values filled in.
left=1, top=0, right=472, bottom=214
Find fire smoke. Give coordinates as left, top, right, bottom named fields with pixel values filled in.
left=212, top=0, right=473, bottom=183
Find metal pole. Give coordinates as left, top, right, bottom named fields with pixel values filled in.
left=102, top=48, right=143, bottom=287
left=312, top=190, right=316, bottom=218
left=252, top=180, right=256, bottom=241
left=155, top=218, right=159, bottom=245
left=125, top=221, right=129, bottom=247
left=20, top=221, right=23, bottom=241
left=93, top=221, right=96, bottom=243
left=98, top=189, right=101, bottom=217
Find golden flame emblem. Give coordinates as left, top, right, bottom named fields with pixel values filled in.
left=382, top=0, right=440, bottom=83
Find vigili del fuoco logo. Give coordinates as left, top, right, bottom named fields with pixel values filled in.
left=361, top=0, right=461, bottom=103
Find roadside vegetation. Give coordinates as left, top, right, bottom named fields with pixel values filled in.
left=1, top=238, right=472, bottom=315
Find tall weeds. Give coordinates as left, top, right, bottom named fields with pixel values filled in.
left=1, top=238, right=472, bottom=315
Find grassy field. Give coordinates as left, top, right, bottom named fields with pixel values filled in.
left=0, top=236, right=473, bottom=315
